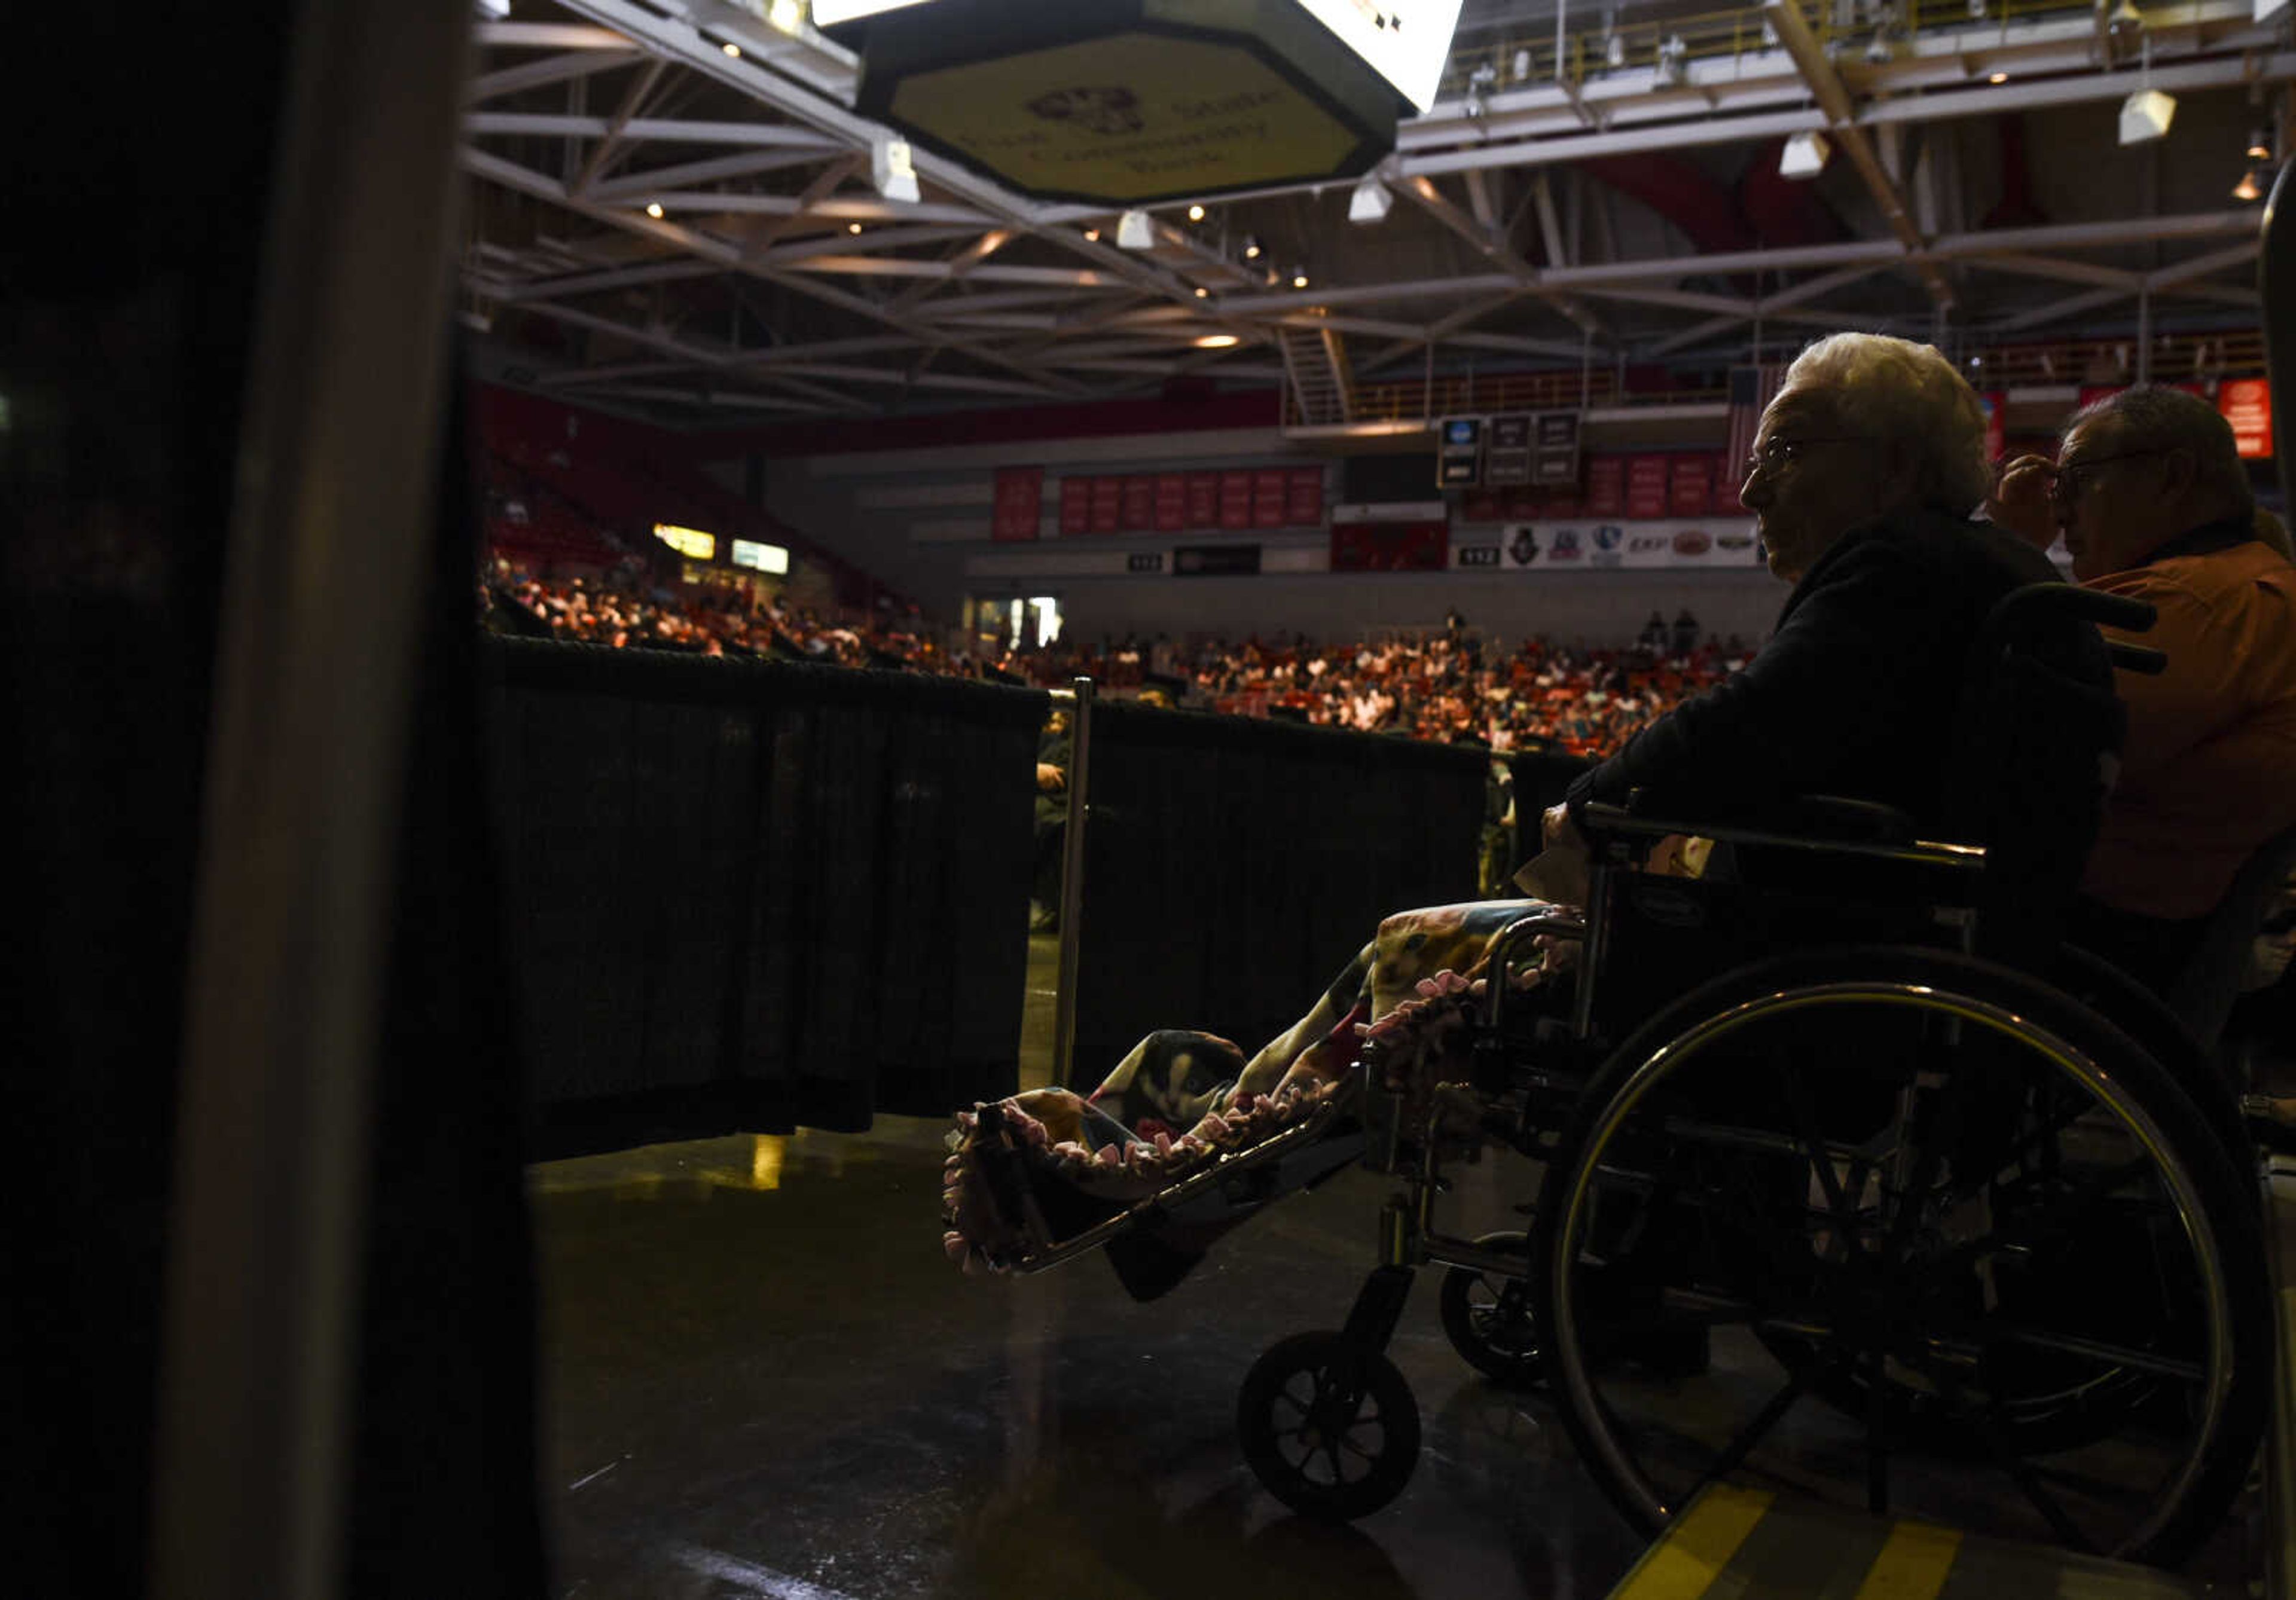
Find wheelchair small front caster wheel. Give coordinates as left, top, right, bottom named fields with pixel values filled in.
left=1237, top=1330, right=1419, bottom=1521
left=1438, top=1230, right=1543, bottom=1387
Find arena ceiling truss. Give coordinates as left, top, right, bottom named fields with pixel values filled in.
left=457, top=0, right=2296, bottom=423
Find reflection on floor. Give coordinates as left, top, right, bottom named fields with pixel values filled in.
left=530, top=936, right=2260, bottom=1599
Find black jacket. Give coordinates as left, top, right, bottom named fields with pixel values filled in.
left=1566, top=506, right=2102, bottom=841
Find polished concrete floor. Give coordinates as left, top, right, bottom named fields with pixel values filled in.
left=530, top=935, right=2261, bottom=1599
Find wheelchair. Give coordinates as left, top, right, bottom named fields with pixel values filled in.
left=963, top=585, right=2273, bottom=1571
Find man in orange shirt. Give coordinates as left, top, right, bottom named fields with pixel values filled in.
left=1991, top=385, right=2296, bottom=988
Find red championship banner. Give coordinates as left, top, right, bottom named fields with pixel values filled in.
left=2221, top=378, right=2274, bottom=459
left=1153, top=472, right=1187, bottom=532
left=1669, top=454, right=1712, bottom=517
left=1251, top=467, right=1289, bottom=528
left=1120, top=474, right=1156, bottom=530
left=1625, top=454, right=1671, bottom=521
left=1218, top=469, right=1254, bottom=530
left=991, top=466, right=1043, bottom=541
left=1287, top=466, right=1324, bottom=526
left=1330, top=520, right=1449, bottom=572
left=1583, top=456, right=1625, bottom=518
left=1058, top=474, right=1091, bottom=536
left=1089, top=475, right=1122, bottom=535
left=1185, top=471, right=1220, bottom=527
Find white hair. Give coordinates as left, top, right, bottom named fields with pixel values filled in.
left=1779, top=333, right=1992, bottom=515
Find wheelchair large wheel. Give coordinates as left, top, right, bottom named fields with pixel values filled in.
left=1438, top=1231, right=1544, bottom=1387
left=1534, top=946, right=2269, bottom=1570
left=1237, top=1332, right=1419, bottom=1521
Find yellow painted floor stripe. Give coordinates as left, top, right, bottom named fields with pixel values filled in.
left=1850, top=1520, right=1963, bottom=1600
left=1614, top=1485, right=1776, bottom=1600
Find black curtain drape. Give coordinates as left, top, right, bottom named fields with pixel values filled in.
left=1070, top=705, right=1494, bottom=1087
left=486, top=642, right=1044, bottom=1153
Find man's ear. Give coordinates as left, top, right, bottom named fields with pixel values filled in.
left=2157, top=445, right=2199, bottom=500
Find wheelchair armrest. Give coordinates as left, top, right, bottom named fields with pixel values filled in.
left=2107, top=641, right=2169, bottom=676
left=1982, top=581, right=2157, bottom=642
left=1579, top=795, right=1983, bottom=871
left=1608, top=790, right=1917, bottom=845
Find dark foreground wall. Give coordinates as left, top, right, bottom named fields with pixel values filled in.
left=1070, top=703, right=1588, bottom=1085
left=487, top=642, right=1046, bottom=1153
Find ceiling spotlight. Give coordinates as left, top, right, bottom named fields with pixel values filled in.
left=2104, top=0, right=2145, bottom=43
left=1116, top=209, right=1155, bottom=249
left=2248, top=127, right=2274, bottom=161
left=1989, top=71, right=2009, bottom=83
left=2235, top=166, right=2266, bottom=201
left=1083, top=227, right=1101, bottom=242
left=722, top=41, right=742, bottom=57
left=871, top=137, right=920, bottom=203
left=2118, top=87, right=2176, bottom=145
left=1195, top=334, right=1240, bottom=349
left=1292, top=268, right=1310, bottom=289
left=1193, top=285, right=1209, bottom=298
left=1242, top=234, right=1263, bottom=260
left=847, top=221, right=864, bottom=234
left=767, top=0, right=803, bottom=30
left=646, top=201, right=665, bottom=218
left=1348, top=176, right=1393, bottom=223
left=1187, top=203, right=1207, bottom=222
left=1779, top=129, right=1833, bottom=178
left=1653, top=35, right=1687, bottom=88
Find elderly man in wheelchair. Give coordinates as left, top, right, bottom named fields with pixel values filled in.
left=937, top=335, right=2275, bottom=1571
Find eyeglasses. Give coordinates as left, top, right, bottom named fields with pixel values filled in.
left=2046, top=448, right=2167, bottom=509
left=1743, top=435, right=1876, bottom=480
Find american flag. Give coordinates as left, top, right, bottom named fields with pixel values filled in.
left=1725, top=364, right=1786, bottom=481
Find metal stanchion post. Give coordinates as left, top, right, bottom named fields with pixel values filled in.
left=1050, top=676, right=1094, bottom=1088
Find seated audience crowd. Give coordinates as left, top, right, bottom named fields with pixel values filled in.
left=479, top=558, right=1747, bottom=760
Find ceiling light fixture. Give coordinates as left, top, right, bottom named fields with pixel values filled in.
left=2234, top=167, right=2266, bottom=201
left=1196, top=334, right=1240, bottom=348
left=871, top=137, right=920, bottom=203
left=2119, top=38, right=2174, bottom=143
left=1083, top=227, right=1101, bottom=242
left=2119, top=86, right=2176, bottom=143
left=1779, top=130, right=1833, bottom=179
left=2248, top=127, right=2274, bottom=161
left=1653, top=35, right=1687, bottom=88
left=1116, top=209, right=1155, bottom=249
left=848, top=221, right=864, bottom=234
left=1292, top=268, right=1309, bottom=289
left=1348, top=176, right=1393, bottom=223
left=2104, top=0, right=2145, bottom=44
left=646, top=201, right=665, bottom=218
left=1604, top=32, right=1625, bottom=68
left=1242, top=234, right=1263, bottom=259
left=1187, top=203, right=1207, bottom=222
left=1193, top=285, right=1209, bottom=298
left=722, top=41, right=742, bottom=57
left=1989, top=71, right=2008, bottom=83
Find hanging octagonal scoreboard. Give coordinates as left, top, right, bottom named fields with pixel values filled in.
left=812, top=0, right=1463, bottom=205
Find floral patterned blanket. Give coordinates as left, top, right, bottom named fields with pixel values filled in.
left=941, top=900, right=1553, bottom=1278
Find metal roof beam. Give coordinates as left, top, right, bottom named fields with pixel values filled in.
left=1764, top=0, right=1949, bottom=308
left=460, top=146, right=1091, bottom=395
left=467, top=48, right=643, bottom=102
left=590, top=146, right=840, bottom=200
